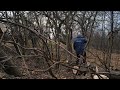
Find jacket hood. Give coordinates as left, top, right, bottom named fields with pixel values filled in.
left=77, top=35, right=84, bottom=38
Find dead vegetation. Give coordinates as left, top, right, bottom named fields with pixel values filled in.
left=0, top=11, right=120, bottom=79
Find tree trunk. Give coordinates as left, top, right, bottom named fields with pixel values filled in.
left=106, top=11, right=114, bottom=72
left=55, top=27, right=60, bottom=69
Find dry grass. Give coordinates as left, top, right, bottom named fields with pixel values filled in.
left=87, top=48, right=120, bottom=70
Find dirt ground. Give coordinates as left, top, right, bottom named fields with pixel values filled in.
left=87, top=48, right=120, bottom=70
left=1, top=44, right=120, bottom=79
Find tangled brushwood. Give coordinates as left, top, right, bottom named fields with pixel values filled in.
left=0, top=11, right=120, bottom=79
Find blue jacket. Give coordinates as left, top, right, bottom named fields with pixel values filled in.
left=73, top=35, right=87, bottom=55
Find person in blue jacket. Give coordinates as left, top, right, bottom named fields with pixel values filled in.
left=73, top=34, right=87, bottom=65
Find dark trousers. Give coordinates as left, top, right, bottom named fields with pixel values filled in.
left=76, top=52, right=86, bottom=65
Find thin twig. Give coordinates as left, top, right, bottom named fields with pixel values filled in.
left=0, top=56, right=12, bottom=62
left=30, top=61, right=60, bottom=72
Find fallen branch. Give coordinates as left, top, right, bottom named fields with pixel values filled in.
left=29, top=61, right=60, bottom=72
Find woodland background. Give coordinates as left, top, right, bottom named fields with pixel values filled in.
left=0, top=11, right=120, bottom=79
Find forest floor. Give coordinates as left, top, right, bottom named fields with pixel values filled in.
left=0, top=44, right=120, bottom=79
left=16, top=49, right=120, bottom=79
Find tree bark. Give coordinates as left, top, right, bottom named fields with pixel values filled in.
left=106, top=11, right=114, bottom=72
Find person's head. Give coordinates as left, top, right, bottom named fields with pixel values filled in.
left=76, top=34, right=84, bottom=38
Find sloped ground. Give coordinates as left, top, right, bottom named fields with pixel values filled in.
left=87, top=48, right=120, bottom=71
left=0, top=46, right=120, bottom=79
